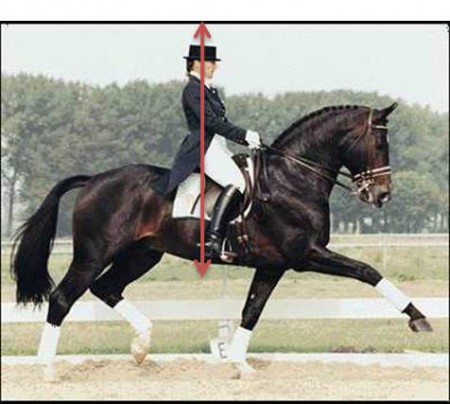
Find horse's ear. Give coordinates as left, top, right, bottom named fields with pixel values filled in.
left=378, top=102, right=399, bottom=119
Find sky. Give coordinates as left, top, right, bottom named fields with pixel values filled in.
left=1, top=23, right=449, bottom=112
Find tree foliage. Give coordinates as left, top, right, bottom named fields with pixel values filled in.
left=1, top=73, right=448, bottom=236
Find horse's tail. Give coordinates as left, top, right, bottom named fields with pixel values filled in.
left=10, top=175, right=91, bottom=306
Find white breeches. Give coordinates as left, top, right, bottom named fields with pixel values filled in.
left=204, top=135, right=246, bottom=193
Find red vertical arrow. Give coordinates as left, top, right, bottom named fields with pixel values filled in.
left=193, top=22, right=212, bottom=277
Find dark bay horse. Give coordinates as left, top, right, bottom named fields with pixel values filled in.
left=11, top=103, right=432, bottom=379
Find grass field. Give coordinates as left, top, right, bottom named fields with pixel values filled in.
left=2, top=236, right=448, bottom=355
left=2, top=319, right=448, bottom=356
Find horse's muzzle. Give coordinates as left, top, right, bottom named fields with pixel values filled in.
left=373, top=188, right=391, bottom=208
left=359, top=183, right=391, bottom=208
left=379, top=191, right=391, bottom=204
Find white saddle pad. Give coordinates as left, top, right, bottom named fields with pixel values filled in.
left=172, top=173, right=210, bottom=220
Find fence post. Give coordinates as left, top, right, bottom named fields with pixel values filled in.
left=212, top=261, right=234, bottom=357
left=221, top=265, right=229, bottom=298
left=382, top=236, right=388, bottom=273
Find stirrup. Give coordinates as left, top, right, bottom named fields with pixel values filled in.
left=219, top=238, right=237, bottom=263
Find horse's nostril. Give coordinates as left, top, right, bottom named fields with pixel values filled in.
left=379, top=192, right=391, bottom=203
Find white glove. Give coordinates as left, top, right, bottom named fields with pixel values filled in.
left=245, top=130, right=261, bottom=149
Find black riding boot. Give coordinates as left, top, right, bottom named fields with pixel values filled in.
left=205, top=185, right=243, bottom=259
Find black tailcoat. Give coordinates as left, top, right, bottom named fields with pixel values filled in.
left=162, top=75, right=247, bottom=194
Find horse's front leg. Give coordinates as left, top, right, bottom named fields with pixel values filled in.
left=307, top=247, right=432, bottom=332
left=227, top=267, right=285, bottom=373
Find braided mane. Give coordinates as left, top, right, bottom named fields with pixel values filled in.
left=272, top=104, right=364, bottom=147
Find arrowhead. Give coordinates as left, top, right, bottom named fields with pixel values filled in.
left=193, top=259, right=211, bottom=277
left=194, top=22, right=211, bottom=39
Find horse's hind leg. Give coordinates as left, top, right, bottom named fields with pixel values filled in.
left=307, top=247, right=433, bottom=332
left=89, top=241, right=163, bottom=364
left=38, top=255, right=105, bottom=381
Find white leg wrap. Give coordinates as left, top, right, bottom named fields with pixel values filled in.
left=226, top=326, right=252, bottom=363
left=115, top=300, right=151, bottom=335
left=37, top=323, right=61, bottom=365
left=375, top=278, right=410, bottom=312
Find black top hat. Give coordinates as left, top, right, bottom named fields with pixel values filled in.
left=183, top=45, right=221, bottom=61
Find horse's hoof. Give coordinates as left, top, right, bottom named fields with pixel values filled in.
left=131, top=330, right=151, bottom=365
left=233, top=361, right=256, bottom=379
left=409, top=318, right=433, bottom=332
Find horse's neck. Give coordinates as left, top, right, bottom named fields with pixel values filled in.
left=276, top=127, right=343, bottom=174
left=267, top=117, right=354, bottom=202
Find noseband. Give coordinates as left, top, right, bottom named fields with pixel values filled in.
left=352, top=166, right=391, bottom=198
left=259, top=108, right=391, bottom=199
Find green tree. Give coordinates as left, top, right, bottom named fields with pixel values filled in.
left=2, top=73, right=448, bottom=235
left=384, top=171, right=444, bottom=233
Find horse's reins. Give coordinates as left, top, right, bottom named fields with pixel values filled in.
left=261, top=144, right=354, bottom=192
left=256, top=108, right=391, bottom=198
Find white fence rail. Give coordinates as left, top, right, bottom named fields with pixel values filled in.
left=2, top=298, right=448, bottom=324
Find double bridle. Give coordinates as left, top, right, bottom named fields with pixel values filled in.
left=258, top=108, right=391, bottom=199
